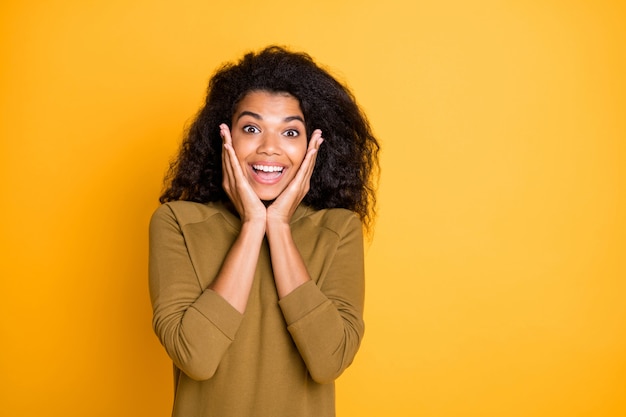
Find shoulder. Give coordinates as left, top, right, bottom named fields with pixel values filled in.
left=150, top=200, right=232, bottom=229
left=296, top=206, right=362, bottom=238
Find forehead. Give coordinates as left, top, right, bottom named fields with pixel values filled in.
left=234, top=91, right=303, bottom=115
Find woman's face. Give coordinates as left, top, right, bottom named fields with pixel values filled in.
left=230, top=90, right=308, bottom=201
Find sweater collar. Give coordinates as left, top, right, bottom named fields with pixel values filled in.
left=218, top=200, right=311, bottom=230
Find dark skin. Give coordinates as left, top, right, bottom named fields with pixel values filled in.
left=208, top=91, right=324, bottom=313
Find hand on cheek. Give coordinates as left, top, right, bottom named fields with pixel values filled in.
left=220, top=124, right=266, bottom=224
left=267, top=129, right=324, bottom=225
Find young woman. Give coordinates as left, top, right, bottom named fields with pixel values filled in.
left=149, top=46, right=379, bottom=417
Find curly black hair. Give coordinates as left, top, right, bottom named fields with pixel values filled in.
left=160, top=46, right=380, bottom=229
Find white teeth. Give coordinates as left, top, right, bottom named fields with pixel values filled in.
left=253, top=165, right=284, bottom=173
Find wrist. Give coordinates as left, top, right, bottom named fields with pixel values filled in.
left=265, top=218, right=291, bottom=240
left=266, top=205, right=292, bottom=226
left=266, top=213, right=290, bottom=228
left=240, top=217, right=267, bottom=235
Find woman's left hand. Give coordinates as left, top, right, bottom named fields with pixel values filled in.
left=266, top=129, right=324, bottom=226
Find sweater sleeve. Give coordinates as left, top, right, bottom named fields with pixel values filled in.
left=148, top=204, right=243, bottom=381
left=278, top=213, right=365, bottom=384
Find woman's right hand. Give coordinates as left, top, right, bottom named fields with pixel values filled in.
left=220, top=124, right=266, bottom=225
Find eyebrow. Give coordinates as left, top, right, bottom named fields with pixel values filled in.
left=236, top=111, right=305, bottom=124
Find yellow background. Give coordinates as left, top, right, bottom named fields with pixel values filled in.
left=1, top=1, right=625, bottom=416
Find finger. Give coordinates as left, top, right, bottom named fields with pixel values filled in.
left=306, top=129, right=323, bottom=153
left=222, top=145, right=235, bottom=193
left=296, top=130, right=324, bottom=184
left=221, top=125, right=245, bottom=184
left=221, top=128, right=243, bottom=206
left=221, top=124, right=249, bottom=182
left=299, top=129, right=323, bottom=175
left=221, top=127, right=235, bottom=185
left=221, top=125, right=261, bottom=204
left=220, top=123, right=233, bottom=146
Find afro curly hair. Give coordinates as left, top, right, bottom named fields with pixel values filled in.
left=160, top=46, right=380, bottom=230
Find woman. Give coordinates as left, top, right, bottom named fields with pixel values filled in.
left=149, top=46, right=379, bottom=417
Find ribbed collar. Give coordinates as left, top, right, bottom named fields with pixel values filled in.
left=216, top=200, right=312, bottom=231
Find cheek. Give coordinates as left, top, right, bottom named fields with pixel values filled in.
left=289, top=140, right=308, bottom=168
left=230, top=137, right=249, bottom=160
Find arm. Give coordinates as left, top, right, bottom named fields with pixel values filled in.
left=149, top=125, right=269, bottom=380
left=206, top=220, right=265, bottom=312
left=277, top=213, right=366, bottom=384
left=265, top=221, right=311, bottom=298
left=266, top=130, right=364, bottom=383
left=265, top=129, right=323, bottom=297
left=207, top=124, right=267, bottom=313
left=149, top=204, right=245, bottom=381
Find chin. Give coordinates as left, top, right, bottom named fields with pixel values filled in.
left=254, top=185, right=284, bottom=203
left=256, top=191, right=280, bottom=202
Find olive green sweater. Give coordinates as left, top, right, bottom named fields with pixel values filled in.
left=149, top=201, right=365, bottom=417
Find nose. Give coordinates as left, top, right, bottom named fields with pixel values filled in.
left=256, top=131, right=281, bottom=155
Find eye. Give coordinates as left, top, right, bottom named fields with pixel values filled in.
left=242, top=125, right=260, bottom=134
left=283, top=129, right=300, bottom=138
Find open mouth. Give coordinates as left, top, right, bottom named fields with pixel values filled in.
left=252, top=164, right=284, bottom=180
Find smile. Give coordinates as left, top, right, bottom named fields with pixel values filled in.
left=252, top=164, right=284, bottom=173
left=250, top=164, right=286, bottom=184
